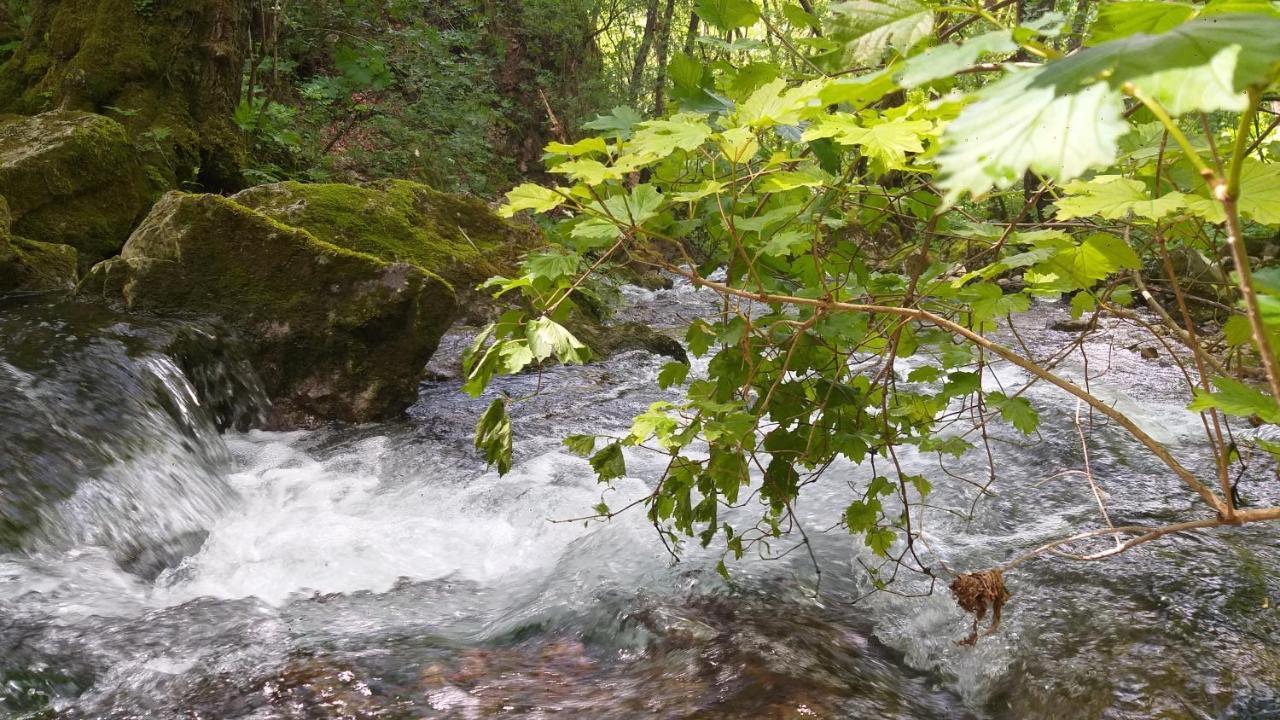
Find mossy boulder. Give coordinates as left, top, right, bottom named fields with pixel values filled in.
left=0, top=111, right=154, bottom=269
left=231, top=180, right=683, bottom=363
left=0, top=0, right=247, bottom=190
left=232, top=180, right=539, bottom=304
left=80, top=191, right=457, bottom=427
left=0, top=195, right=78, bottom=294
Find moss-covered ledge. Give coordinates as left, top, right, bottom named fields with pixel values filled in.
left=0, top=111, right=154, bottom=270
left=0, top=196, right=78, bottom=294
left=232, top=180, right=541, bottom=292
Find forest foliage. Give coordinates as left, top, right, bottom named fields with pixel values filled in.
left=464, top=0, right=1280, bottom=591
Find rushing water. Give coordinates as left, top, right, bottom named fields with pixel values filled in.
left=1, top=284, right=1279, bottom=720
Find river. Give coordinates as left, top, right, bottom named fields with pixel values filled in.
left=1, top=280, right=1278, bottom=719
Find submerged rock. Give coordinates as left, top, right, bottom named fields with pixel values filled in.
left=0, top=111, right=153, bottom=269
left=0, top=195, right=78, bottom=294
left=81, top=191, right=456, bottom=427
left=570, top=319, right=688, bottom=364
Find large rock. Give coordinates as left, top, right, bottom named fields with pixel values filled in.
left=231, top=180, right=681, bottom=362
left=0, top=0, right=247, bottom=190
left=0, top=111, right=153, bottom=269
left=0, top=195, right=78, bottom=294
left=80, top=191, right=456, bottom=426
left=232, top=180, right=539, bottom=310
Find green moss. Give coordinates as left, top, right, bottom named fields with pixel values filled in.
left=0, top=111, right=155, bottom=269
left=233, top=180, right=541, bottom=290
left=0, top=0, right=247, bottom=189
left=81, top=191, right=458, bottom=424
left=0, top=196, right=79, bottom=294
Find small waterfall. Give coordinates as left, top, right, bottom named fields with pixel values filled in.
left=0, top=298, right=267, bottom=576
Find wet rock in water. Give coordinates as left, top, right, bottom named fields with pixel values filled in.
left=1049, top=317, right=1095, bottom=333
left=571, top=318, right=689, bottom=364
left=0, top=195, right=78, bottom=294
left=0, top=111, right=154, bottom=269
left=80, top=191, right=456, bottom=427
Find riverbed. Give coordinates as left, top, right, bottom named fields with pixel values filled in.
left=2, top=281, right=1278, bottom=719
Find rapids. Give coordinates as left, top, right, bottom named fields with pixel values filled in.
left=1, top=282, right=1278, bottom=719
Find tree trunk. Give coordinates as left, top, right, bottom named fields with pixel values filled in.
left=628, top=0, right=661, bottom=104
left=652, top=0, right=677, bottom=116
left=684, top=7, right=700, bottom=58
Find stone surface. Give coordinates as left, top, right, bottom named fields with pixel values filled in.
left=80, top=191, right=457, bottom=426
left=0, top=111, right=153, bottom=269
left=0, top=195, right=78, bottom=294
left=0, top=0, right=247, bottom=190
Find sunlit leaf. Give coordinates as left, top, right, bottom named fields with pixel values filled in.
left=499, top=183, right=568, bottom=217
left=830, top=0, right=934, bottom=65
left=696, top=0, right=762, bottom=30
left=938, top=14, right=1280, bottom=203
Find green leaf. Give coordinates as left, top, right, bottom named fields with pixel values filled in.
left=544, top=137, right=610, bottom=157
left=696, top=0, right=762, bottom=30
left=782, top=2, right=821, bottom=30
left=1075, top=232, right=1141, bottom=278
left=865, top=527, right=897, bottom=557
left=803, top=113, right=932, bottom=170
left=563, top=434, right=597, bottom=457
left=734, top=78, right=824, bottom=130
left=498, top=340, right=535, bottom=373
left=687, top=320, right=715, bottom=357
left=830, top=0, right=934, bottom=65
left=527, top=317, right=591, bottom=364
left=760, top=229, right=811, bottom=257
left=499, top=183, right=567, bottom=217
left=1071, top=291, right=1097, bottom=319
left=1188, top=376, right=1280, bottom=422
left=907, top=365, right=941, bottom=382
left=844, top=499, right=882, bottom=532
left=658, top=361, right=691, bottom=389
left=937, top=73, right=1126, bottom=205
left=1237, top=159, right=1280, bottom=226
left=523, top=249, right=580, bottom=281
left=550, top=159, right=623, bottom=185
left=938, top=14, right=1280, bottom=203
left=717, top=127, right=760, bottom=163
left=1054, top=176, right=1192, bottom=221
left=475, top=399, right=513, bottom=475
left=1088, top=2, right=1197, bottom=43
left=987, top=392, right=1040, bottom=434
left=942, top=370, right=981, bottom=398
left=1223, top=314, right=1254, bottom=346
left=1025, top=233, right=1140, bottom=291
left=584, top=106, right=643, bottom=138
left=672, top=180, right=726, bottom=203
left=896, top=30, right=1016, bottom=88
left=758, top=168, right=831, bottom=192
left=589, top=442, right=628, bottom=482
left=628, top=114, right=714, bottom=158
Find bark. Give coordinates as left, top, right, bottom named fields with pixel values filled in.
left=628, top=0, right=661, bottom=103
left=652, top=0, right=677, bottom=116
left=683, top=8, right=700, bottom=57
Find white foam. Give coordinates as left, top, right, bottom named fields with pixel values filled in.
left=154, top=433, right=653, bottom=606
